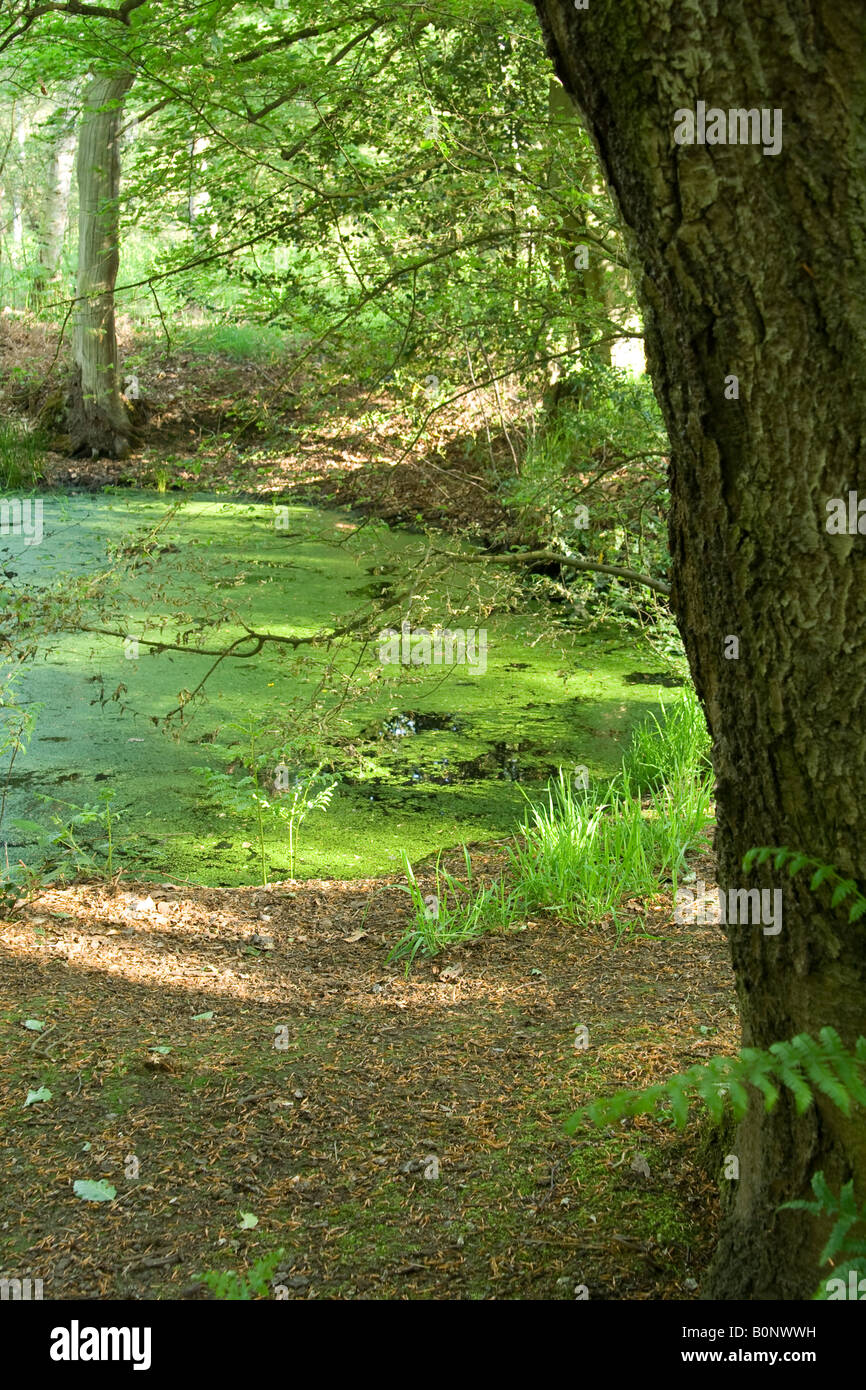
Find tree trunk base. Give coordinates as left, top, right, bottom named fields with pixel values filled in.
left=700, top=1097, right=847, bottom=1300
left=66, top=368, right=135, bottom=459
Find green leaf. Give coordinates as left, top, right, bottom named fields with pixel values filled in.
left=667, top=1078, right=690, bottom=1128
left=149, top=1045, right=172, bottom=1054
left=790, top=1034, right=853, bottom=1113
left=239, top=1211, right=259, bottom=1229
left=812, top=1072, right=852, bottom=1115
left=810, top=1170, right=835, bottom=1207
left=725, top=1076, right=751, bottom=1118
left=192, top=1012, right=215, bottom=1021
left=818, top=1034, right=866, bottom=1107
left=821, top=1215, right=859, bottom=1264
left=24, top=1086, right=52, bottom=1106
left=831, top=881, right=855, bottom=909
left=10, top=818, right=52, bottom=836
left=749, top=1070, right=780, bottom=1111
left=73, top=1179, right=117, bottom=1202
left=701, top=1082, right=726, bottom=1123
left=563, top=1107, right=585, bottom=1134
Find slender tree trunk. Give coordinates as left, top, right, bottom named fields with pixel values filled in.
left=34, top=112, right=77, bottom=301
left=68, top=71, right=134, bottom=458
left=187, top=136, right=211, bottom=228
left=547, top=79, right=612, bottom=388
left=534, top=0, right=866, bottom=1299
left=574, top=203, right=612, bottom=370
left=10, top=194, right=23, bottom=252
left=1, top=101, right=28, bottom=265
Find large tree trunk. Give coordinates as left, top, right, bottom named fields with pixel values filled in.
left=68, top=72, right=134, bottom=458
left=533, top=0, right=866, bottom=1299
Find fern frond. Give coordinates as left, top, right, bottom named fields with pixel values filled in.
left=566, top=1030, right=866, bottom=1133
left=743, top=845, right=866, bottom=926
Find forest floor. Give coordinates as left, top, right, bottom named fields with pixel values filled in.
left=0, top=849, right=736, bottom=1301
left=2, top=314, right=518, bottom=543
left=0, top=320, right=735, bottom=1300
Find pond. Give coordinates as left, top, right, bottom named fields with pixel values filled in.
left=2, top=492, right=678, bottom=884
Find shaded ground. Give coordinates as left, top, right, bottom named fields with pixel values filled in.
left=0, top=850, right=737, bottom=1301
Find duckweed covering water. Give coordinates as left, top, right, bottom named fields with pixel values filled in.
left=2, top=492, right=681, bottom=884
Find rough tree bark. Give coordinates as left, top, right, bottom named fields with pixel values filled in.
left=68, top=71, right=133, bottom=457
left=533, top=0, right=866, bottom=1299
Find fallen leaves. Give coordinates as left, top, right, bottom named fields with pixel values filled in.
left=0, top=864, right=735, bottom=1302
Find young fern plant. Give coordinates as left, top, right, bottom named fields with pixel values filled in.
left=568, top=846, right=866, bottom=1133
left=195, top=718, right=337, bottom=883
left=565, top=1026, right=866, bottom=1132
left=564, top=843, right=866, bottom=1299
left=0, top=668, right=41, bottom=836
left=780, top=1173, right=866, bottom=1299
left=743, top=846, right=866, bottom=924
left=11, top=788, right=124, bottom=884
left=199, top=1248, right=285, bottom=1301
left=272, top=763, right=338, bottom=880
left=195, top=718, right=275, bottom=884
left=1, top=673, right=43, bottom=908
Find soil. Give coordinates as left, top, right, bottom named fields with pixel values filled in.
left=0, top=854, right=736, bottom=1301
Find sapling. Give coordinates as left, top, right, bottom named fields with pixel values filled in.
left=0, top=669, right=41, bottom=835
left=196, top=719, right=337, bottom=883
left=195, top=718, right=274, bottom=885
left=272, top=762, right=338, bottom=880
left=11, top=786, right=124, bottom=881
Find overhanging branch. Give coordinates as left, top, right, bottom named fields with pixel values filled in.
left=461, top=549, right=671, bottom=597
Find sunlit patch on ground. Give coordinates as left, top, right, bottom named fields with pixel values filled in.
left=0, top=851, right=735, bottom=1300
